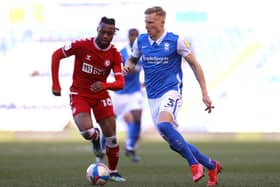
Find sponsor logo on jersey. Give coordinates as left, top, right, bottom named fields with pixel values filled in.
left=142, top=55, right=169, bottom=64
left=184, top=41, right=191, bottom=49
left=82, top=62, right=106, bottom=75
left=82, top=63, right=93, bottom=73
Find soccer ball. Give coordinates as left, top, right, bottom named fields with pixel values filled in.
left=86, top=163, right=110, bottom=185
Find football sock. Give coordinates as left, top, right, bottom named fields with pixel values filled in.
left=101, top=136, right=106, bottom=150
left=126, top=122, right=141, bottom=150
left=157, top=122, right=198, bottom=165
left=81, top=128, right=98, bottom=140
left=188, top=144, right=216, bottom=170
left=106, top=145, right=119, bottom=171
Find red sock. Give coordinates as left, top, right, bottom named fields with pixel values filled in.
left=106, top=145, right=119, bottom=171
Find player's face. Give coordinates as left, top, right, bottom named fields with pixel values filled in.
left=128, top=31, right=139, bottom=46
left=96, top=23, right=115, bottom=49
left=145, top=13, right=164, bottom=40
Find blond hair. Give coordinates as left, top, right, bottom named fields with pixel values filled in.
left=144, top=6, right=166, bottom=18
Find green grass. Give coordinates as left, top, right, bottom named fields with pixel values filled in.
left=0, top=137, right=280, bottom=187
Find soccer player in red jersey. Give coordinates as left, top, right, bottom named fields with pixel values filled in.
left=51, top=17, right=126, bottom=182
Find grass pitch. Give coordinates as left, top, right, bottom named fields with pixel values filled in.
left=0, top=133, right=280, bottom=187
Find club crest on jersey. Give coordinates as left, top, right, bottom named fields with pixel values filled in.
left=104, top=60, right=111, bottom=67
left=164, top=42, right=169, bottom=51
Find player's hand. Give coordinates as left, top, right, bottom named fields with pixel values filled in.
left=123, top=62, right=136, bottom=75
left=205, top=106, right=215, bottom=113
left=52, top=90, right=61, bottom=96
left=123, top=66, right=131, bottom=75
left=202, top=95, right=214, bottom=113
left=90, top=81, right=105, bottom=93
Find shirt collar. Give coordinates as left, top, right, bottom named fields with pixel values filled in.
left=148, top=30, right=167, bottom=45
left=93, top=37, right=112, bottom=51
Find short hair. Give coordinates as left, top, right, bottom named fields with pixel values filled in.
left=128, top=28, right=139, bottom=35
left=99, top=16, right=119, bottom=31
left=144, top=6, right=166, bottom=18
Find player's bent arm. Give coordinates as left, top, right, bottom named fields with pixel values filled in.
left=103, top=63, right=125, bottom=90
left=90, top=73, right=124, bottom=93
left=102, top=73, right=125, bottom=90
left=123, top=56, right=140, bottom=74
left=51, top=48, right=66, bottom=95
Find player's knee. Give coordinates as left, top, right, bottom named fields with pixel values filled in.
left=169, top=145, right=180, bottom=153
left=80, top=128, right=95, bottom=140
left=105, top=136, right=118, bottom=148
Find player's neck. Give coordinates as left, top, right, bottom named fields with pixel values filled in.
left=151, top=29, right=165, bottom=42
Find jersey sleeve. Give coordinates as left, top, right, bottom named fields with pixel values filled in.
left=51, top=40, right=81, bottom=91
left=177, top=37, right=192, bottom=57
left=51, top=48, right=66, bottom=91
left=120, top=47, right=128, bottom=64
left=61, top=41, right=79, bottom=57
left=131, top=38, right=141, bottom=58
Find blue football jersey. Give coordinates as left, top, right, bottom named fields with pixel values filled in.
left=133, top=32, right=191, bottom=98
left=116, top=45, right=141, bottom=94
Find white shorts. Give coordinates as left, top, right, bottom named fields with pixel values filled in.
left=148, top=90, right=182, bottom=127
left=112, top=91, right=144, bottom=117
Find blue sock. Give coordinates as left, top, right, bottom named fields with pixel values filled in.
left=101, top=136, right=106, bottom=150
left=132, top=122, right=141, bottom=147
left=188, top=144, right=215, bottom=170
left=126, top=122, right=140, bottom=150
left=157, top=122, right=198, bottom=165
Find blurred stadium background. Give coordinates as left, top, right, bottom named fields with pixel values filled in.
left=0, top=0, right=279, bottom=137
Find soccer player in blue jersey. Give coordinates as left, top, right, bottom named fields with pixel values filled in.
left=123, top=6, right=222, bottom=186
left=112, top=28, right=143, bottom=162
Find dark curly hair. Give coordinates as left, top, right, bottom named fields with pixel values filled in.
left=99, top=16, right=119, bottom=31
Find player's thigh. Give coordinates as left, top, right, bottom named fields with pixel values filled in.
left=123, top=92, right=143, bottom=122
left=148, top=98, right=161, bottom=125
left=127, top=91, right=144, bottom=111
left=112, top=92, right=143, bottom=117
left=148, top=90, right=182, bottom=125
left=158, top=90, right=182, bottom=125
left=92, top=96, right=116, bottom=136
left=74, top=113, right=93, bottom=131
left=111, top=93, right=127, bottom=116
left=70, top=94, right=92, bottom=131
